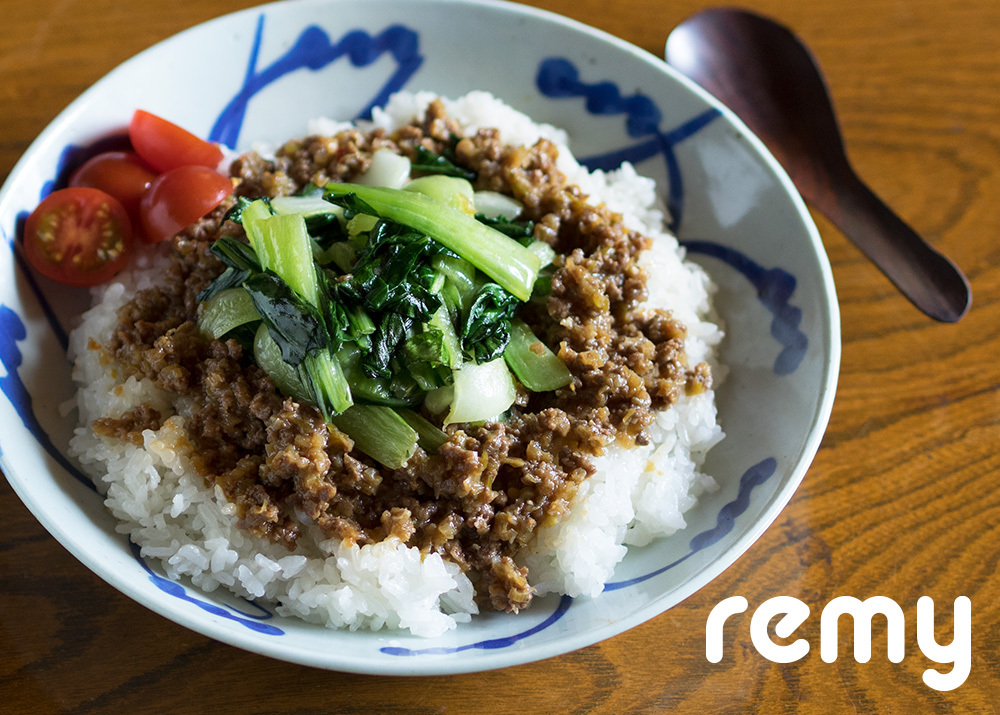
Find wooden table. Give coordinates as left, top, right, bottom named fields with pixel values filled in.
left=3, top=0, right=998, bottom=712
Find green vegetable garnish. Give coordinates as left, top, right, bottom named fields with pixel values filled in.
left=411, top=143, right=477, bottom=181
left=196, top=157, right=571, bottom=469
left=503, top=319, right=572, bottom=392
left=199, top=287, right=259, bottom=341
left=323, top=183, right=542, bottom=302
left=330, top=404, right=418, bottom=470
left=460, top=283, right=521, bottom=363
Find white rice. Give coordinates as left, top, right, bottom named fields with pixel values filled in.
left=67, top=92, right=724, bottom=636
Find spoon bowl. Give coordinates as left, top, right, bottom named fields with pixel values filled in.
left=666, top=8, right=971, bottom=322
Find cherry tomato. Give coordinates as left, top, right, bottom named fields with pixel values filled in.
left=129, top=110, right=224, bottom=173
left=23, top=187, right=133, bottom=287
left=68, top=150, right=157, bottom=219
left=139, top=165, right=234, bottom=243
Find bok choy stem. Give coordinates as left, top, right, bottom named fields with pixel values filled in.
left=199, top=287, right=260, bottom=340
left=241, top=200, right=353, bottom=417
left=330, top=404, right=418, bottom=470
left=504, top=319, right=572, bottom=392
left=397, top=408, right=450, bottom=452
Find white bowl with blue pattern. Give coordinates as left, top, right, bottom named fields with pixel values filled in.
left=0, top=0, right=840, bottom=674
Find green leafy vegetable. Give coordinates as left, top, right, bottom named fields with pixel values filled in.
left=475, top=214, right=535, bottom=241
left=246, top=210, right=320, bottom=306
left=405, top=175, right=475, bottom=214
left=196, top=236, right=262, bottom=302
left=270, top=194, right=347, bottom=249
left=330, top=404, right=418, bottom=470
left=253, top=323, right=311, bottom=403
left=195, top=155, right=570, bottom=470
left=240, top=201, right=353, bottom=418
left=329, top=219, right=449, bottom=383
left=211, top=234, right=263, bottom=271
left=397, top=408, right=450, bottom=452
left=323, top=183, right=542, bottom=301
left=503, top=319, right=572, bottom=392
left=243, top=272, right=326, bottom=365
left=411, top=140, right=477, bottom=182
left=221, top=195, right=266, bottom=226
left=199, top=287, right=260, bottom=340
left=460, top=283, right=521, bottom=363
left=429, top=357, right=517, bottom=425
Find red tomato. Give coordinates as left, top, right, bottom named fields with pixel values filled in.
left=68, top=151, right=157, bottom=219
left=139, top=165, right=234, bottom=243
left=129, top=110, right=224, bottom=173
left=23, top=187, right=133, bottom=287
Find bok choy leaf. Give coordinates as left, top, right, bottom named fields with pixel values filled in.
left=322, top=183, right=542, bottom=302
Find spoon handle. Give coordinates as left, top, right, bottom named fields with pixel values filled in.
left=810, top=173, right=971, bottom=322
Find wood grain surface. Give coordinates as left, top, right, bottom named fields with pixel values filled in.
left=2, top=0, right=999, bottom=712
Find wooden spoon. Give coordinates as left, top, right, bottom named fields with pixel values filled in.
left=666, top=8, right=971, bottom=322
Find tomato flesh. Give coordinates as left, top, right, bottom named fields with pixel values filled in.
left=69, top=150, right=157, bottom=223
left=129, top=110, right=224, bottom=174
left=139, top=165, right=234, bottom=243
left=23, top=110, right=232, bottom=283
left=23, top=187, right=133, bottom=287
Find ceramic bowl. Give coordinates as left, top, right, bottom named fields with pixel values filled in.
left=0, top=0, right=839, bottom=674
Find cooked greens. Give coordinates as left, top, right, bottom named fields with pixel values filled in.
left=197, top=158, right=572, bottom=468
left=322, top=183, right=543, bottom=301
left=410, top=141, right=477, bottom=181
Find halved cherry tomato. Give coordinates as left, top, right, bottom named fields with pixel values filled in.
left=129, top=110, right=224, bottom=174
left=23, top=187, right=133, bottom=287
left=69, top=150, right=157, bottom=220
left=139, top=165, right=234, bottom=243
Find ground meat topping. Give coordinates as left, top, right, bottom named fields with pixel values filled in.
left=97, top=102, right=711, bottom=612
left=92, top=403, right=163, bottom=446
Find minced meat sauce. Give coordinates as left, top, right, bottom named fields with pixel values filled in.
left=93, top=101, right=711, bottom=613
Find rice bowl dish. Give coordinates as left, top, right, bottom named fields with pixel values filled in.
left=0, top=0, right=838, bottom=674
left=66, top=91, right=724, bottom=637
